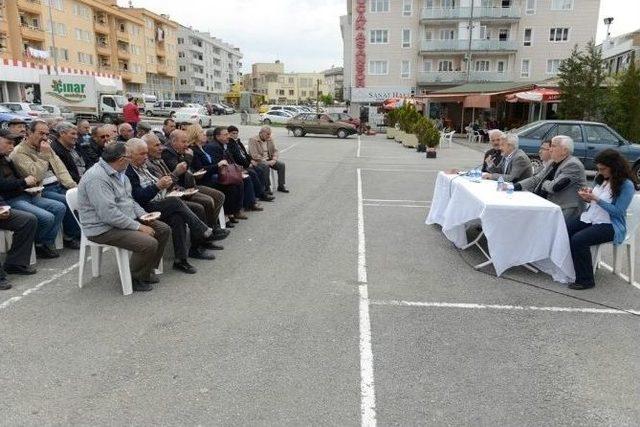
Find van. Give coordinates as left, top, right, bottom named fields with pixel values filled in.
left=146, top=100, right=186, bottom=117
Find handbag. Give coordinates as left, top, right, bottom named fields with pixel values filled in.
left=218, top=163, right=243, bottom=185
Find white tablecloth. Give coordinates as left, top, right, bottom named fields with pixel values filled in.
left=426, top=172, right=575, bottom=283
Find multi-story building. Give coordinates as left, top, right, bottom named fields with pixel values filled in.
left=176, top=25, right=243, bottom=103
left=244, top=61, right=328, bottom=104
left=324, top=66, right=344, bottom=100
left=341, top=0, right=600, bottom=106
left=600, top=29, right=640, bottom=75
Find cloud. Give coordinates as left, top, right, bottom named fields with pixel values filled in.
left=119, top=0, right=345, bottom=73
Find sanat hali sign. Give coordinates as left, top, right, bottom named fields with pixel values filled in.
left=351, top=86, right=415, bottom=103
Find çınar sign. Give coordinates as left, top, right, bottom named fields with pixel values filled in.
left=46, top=79, right=87, bottom=103
left=350, top=86, right=415, bottom=103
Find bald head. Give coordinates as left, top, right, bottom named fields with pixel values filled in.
left=143, top=132, right=164, bottom=159
left=118, top=123, right=134, bottom=141
left=169, top=129, right=188, bottom=154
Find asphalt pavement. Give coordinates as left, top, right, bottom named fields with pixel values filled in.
left=0, top=125, right=638, bottom=426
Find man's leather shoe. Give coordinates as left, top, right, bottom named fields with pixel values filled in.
left=144, top=273, right=160, bottom=284
left=3, top=264, right=37, bottom=275
left=265, top=189, right=273, bottom=195
left=0, top=277, right=12, bottom=291
left=229, top=216, right=239, bottom=223
left=568, top=282, right=595, bottom=290
left=132, top=279, right=153, bottom=292
left=189, top=247, right=216, bottom=260
left=201, top=241, right=224, bottom=250
left=36, top=244, right=59, bottom=259
left=225, top=221, right=235, bottom=228
left=248, top=204, right=264, bottom=211
left=63, top=238, right=81, bottom=249
left=235, top=212, right=249, bottom=220
left=260, top=195, right=275, bottom=202
left=210, top=228, right=230, bottom=240
left=277, top=186, right=290, bottom=193
left=173, top=259, right=198, bottom=274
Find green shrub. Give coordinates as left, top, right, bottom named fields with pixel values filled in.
left=414, top=117, right=440, bottom=148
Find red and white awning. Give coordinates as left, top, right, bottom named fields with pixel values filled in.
left=506, top=88, right=560, bottom=103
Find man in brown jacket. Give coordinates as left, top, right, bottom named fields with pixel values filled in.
left=248, top=126, right=289, bottom=193
left=10, top=120, right=80, bottom=248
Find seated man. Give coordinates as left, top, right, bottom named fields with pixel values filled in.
left=161, top=129, right=228, bottom=237
left=538, top=139, right=552, bottom=169
left=154, top=118, right=176, bottom=146
left=227, top=125, right=274, bottom=203
left=248, top=126, right=289, bottom=193
left=80, top=125, right=110, bottom=169
left=125, top=138, right=216, bottom=273
left=76, top=119, right=92, bottom=147
left=77, top=142, right=170, bottom=292
left=0, top=196, right=38, bottom=290
left=0, top=130, right=65, bottom=259
left=51, top=122, right=86, bottom=184
left=482, top=129, right=504, bottom=172
left=136, top=121, right=152, bottom=138
left=482, top=133, right=532, bottom=183
left=10, top=120, right=80, bottom=248
left=514, top=135, right=587, bottom=220
left=7, top=118, right=27, bottom=144
left=117, top=123, right=134, bottom=142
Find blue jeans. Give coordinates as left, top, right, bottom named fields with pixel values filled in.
left=42, top=184, right=80, bottom=239
left=6, top=195, right=66, bottom=245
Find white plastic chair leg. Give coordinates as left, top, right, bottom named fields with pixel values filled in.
left=218, top=206, right=226, bottom=229
left=591, top=245, right=602, bottom=274
left=55, top=229, right=63, bottom=250
left=114, top=248, right=133, bottom=296
left=628, top=243, right=635, bottom=284
left=78, top=241, right=88, bottom=289
left=270, top=168, right=278, bottom=189
left=154, top=257, right=163, bottom=275
left=30, top=244, right=36, bottom=266
left=90, top=245, right=102, bottom=278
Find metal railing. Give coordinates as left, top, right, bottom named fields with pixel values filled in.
left=421, top=6, right=520, bottom=20
left=417, top=70, right=510, bottom=83
left=421, top=39, right=517, bottom=51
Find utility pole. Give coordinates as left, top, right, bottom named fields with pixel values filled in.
left=316, top=79, right=320, bottom=114
left=465, top=0, right=474, bottom=83
left=47, top=0, right=59, bottom=74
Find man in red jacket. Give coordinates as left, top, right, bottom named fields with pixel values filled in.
left=123, top=97, right=140, bottom=133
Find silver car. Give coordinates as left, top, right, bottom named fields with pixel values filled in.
left=1, top=102, right=54, bottom=119
left=42, top=104, right=76, bottom=123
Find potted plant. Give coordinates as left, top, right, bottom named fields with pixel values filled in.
left=414, top=117, right=440, bottom=158
left=401, top=105, right=421, bottom=149
left=386, top=109, right=398, bottom=139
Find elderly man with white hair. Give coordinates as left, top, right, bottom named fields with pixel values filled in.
left=117, top=122, right=134, bottom=142
left=481, top=129, right=505, bottom=173
left=248, top=126, right=289, bottom=193
left=514, top=135, right=587, bottom=220
left=482, top=133, right=532, bottom=183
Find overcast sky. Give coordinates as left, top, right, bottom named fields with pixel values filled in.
left=120, top=0, right=638, bottom=74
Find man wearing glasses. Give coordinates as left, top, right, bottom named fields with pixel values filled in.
left=80, top=125, right=111, bottom=169
left=482, top=129, right=505, bottom=173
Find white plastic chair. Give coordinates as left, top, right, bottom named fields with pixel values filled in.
left=439, top=131, right=454, bottom=148
left=592, top=193, right=640, bottom=283
left=219, top=206, right=226, bottom=229
left=270, top=168, right=278, bottom=191
left=0, top=230, right=36, bottom=265
left=66, top=188, right=162, bottom=296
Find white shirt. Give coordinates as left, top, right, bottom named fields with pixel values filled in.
left=580, top=181, right=613, bottom=224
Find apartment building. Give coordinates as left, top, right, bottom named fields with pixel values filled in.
left=341, top=0, right=600, bottom=105
left=176, top=25, right=243, bottom=103
left=323, top=66, right=345, bottom=100
left=244, top=61, right=329, bottom=104
left=600, top=28, right=640, bottom=75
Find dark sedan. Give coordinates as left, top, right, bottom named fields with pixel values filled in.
left=514, top=120, right=640, bottom=178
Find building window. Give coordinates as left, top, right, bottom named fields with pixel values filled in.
left=177, top=37, right=184, bottom=44
left=424, top=31, right=433, bottom=41
left=547, top=59, right=561, bottom=74
left=75, top=28, right=91, bottom=43
left=402, top=0, right=413, bottom=16
left=497, top=61, right=506, bottom=73
left=401, top=60, right=411, bottom=78
left=44, top=0, right=64, bottom=11
left=370, top=29, right=389, bottom=44
left=525, top=0, right=536, bottom=14
left=549, top=28, right=569, bottom=42
left=49, top=47, right=69, bottom=61
left=422, top=59, right=432, bottom=72
left=73, top=3, right=91, bottom=19
left=523, top=28, right=532, bottom=46
left=77, top=52, right=93, bottom=65
left=440, top=29, right=455, bottom=40
left=289, top=90, right=294, bottom=96
left=438, top=60, right=453, bottom=72
left=370, top=0, right=390, bottom=12
left=402, top=29, right=411, bottom=48
left=368, top=60, right=388, bottom=75
left=551, top=0, right=573, bottom=10
left=474, top=60, right=490, bottom=72
left=521, top=59, right=530, bottom=78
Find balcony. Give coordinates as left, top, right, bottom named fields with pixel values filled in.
left=157, top=63, right=167, bottom=74
left=156, top=44, right=166, bottom=56
left=417, top=70, right=509, bottom=84
left=420, top=39, right=517, bottom=53
left=421, top=6, right=520, bottom=21
left=117, top=48, right=130, bottom=59
left=94, top=19, right=110, bottom=34
left=98, top=63, right=113, bottom=72
left=116, top=31, right=130, bottom=42
left=17, top=0, right=42, bottom=14
left=118, top=68, right=132, bottom=80
left=20, top=24, right=45, bottom=42
left=96, top=42, right=111, bottom=56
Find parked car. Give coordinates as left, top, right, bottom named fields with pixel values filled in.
left=260, top=110, right=295, bottom=125
left=41, top=104, right=76, bottom=123
left=286, top=113, right=357, bottom=138
left=0, top=105, right=33, bottom=128
left=146, top=100, right=186, bottom=117
left=1, top=102, right=54, bottom=119
left=328, top=112, right=360, bottom=127
left=514, top=120, right=640, bottom=178
left=173, top=107, right=212, bottom=128
left=219, top=103, right=235, bottom=114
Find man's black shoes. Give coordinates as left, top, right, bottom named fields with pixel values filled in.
left=173, top=260, right=198, bottom=274
left=4, top=264, right=37, bottom=275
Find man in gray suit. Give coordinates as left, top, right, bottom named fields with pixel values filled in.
left=514, top=135, right=587, bottom=220
left=482, top=133, right=532, bottom=183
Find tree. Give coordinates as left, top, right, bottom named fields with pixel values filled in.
left=319, top=93, right=334, bottom=106
left=608, top=61, right=640, bottom=141
left=557, top=41, right=606, bottom=120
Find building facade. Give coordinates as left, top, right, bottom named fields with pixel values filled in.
left=600, top=29, right=640, bottom=75
left=324, top=66, right=344, bottom=100
left=176, top=25, right=243, bottom=103
left=341, top=0, right=601, bottom=105
left=244, top=61, right=328, bottom=105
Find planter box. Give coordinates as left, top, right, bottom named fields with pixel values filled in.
left=402, top=133, right=418, bottom=148
left=386, top=127, right=396, bottom=139
left=426, top=149, right=437, bottom=158
left=396, top=130, right=406, bottom=143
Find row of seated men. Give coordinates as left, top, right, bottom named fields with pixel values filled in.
left=0, top=117, right=289, bottom=292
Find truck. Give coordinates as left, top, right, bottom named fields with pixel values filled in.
left=40, top=74, right=125, bottom=124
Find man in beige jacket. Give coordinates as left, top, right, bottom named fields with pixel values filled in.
left=248, top=126, right=289, bottom=193
left=10, top=120, right=81, bottom=248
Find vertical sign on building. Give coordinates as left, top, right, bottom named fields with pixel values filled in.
left=355, top=0, right=367, bottom=88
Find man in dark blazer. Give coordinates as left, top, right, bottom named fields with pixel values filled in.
left=483, top=133, right=532, bottom=183
left=51, top=122, right=86, bottom=184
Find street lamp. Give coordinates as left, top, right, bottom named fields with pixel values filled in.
left=603, top=17, right=614, bottom=39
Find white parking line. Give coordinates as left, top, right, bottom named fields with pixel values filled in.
left=357, top=168, right=377, bottom=427
left=280, top=141, right=302, bottom=154
left=371, top=300, right=640, bottom=316
left=364, top=204, right=429, bottom=208
left=359, top=168, right=439, bottom=173
left=363, top=199, right=429, bottom=203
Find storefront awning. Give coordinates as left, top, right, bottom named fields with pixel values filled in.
left=420, top=82, right=536, bottom=108
left=505, top=88, right=561, bottom=103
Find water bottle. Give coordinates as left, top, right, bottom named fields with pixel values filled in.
left=506, top=183, right=514, bottom=198
left=497, top=176, right=504, bottom=191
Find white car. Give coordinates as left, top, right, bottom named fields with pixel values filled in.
left=173, top=107, right=212, bottom=128
left=1, top=102, right=54, bottom=119
left=260, top=110, right=295, bottom=125
left=41, top=104, right=76, bottom=122
left=186, top=103, right=204, bottom=109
